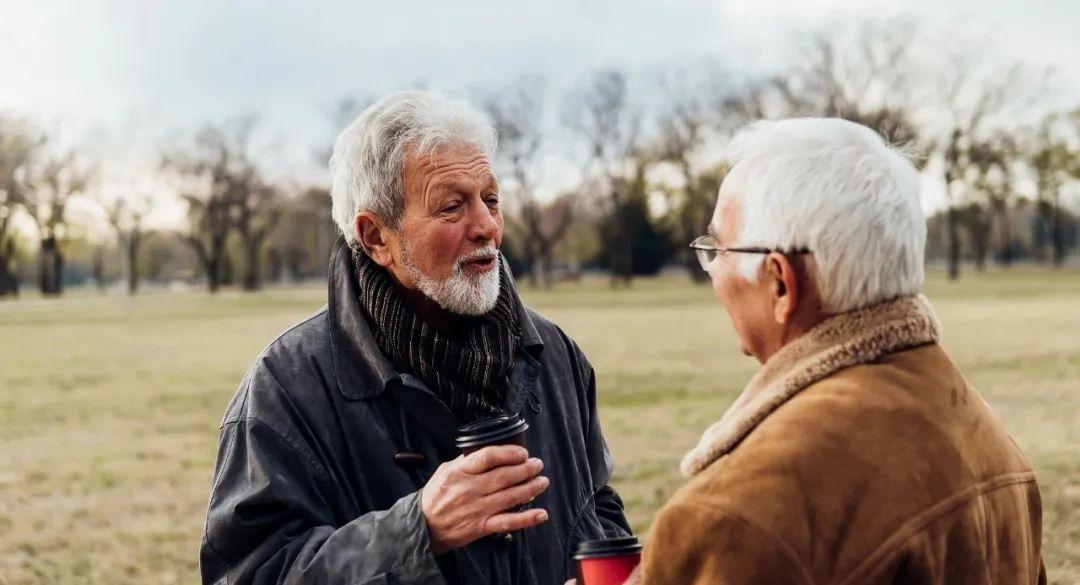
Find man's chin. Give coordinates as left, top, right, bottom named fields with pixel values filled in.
left=426, top=272, right=500, bottom=317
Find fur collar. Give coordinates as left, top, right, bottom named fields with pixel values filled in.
left=681, top=295, right=942, bottom=477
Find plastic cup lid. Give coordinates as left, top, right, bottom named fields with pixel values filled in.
left=573, top=536, right=643, bottom=559
left=454, top=413, right=529, bottom=449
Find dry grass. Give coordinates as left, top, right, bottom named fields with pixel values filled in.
left=1, top=268, right=1078, bottom=583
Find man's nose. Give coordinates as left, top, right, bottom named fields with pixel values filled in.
left=466, top=199, right=500, bottom=242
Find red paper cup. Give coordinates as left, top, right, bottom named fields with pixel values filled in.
left=574, top=537, right=642, bottom=585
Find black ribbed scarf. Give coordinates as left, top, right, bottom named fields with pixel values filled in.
left=353, top=249, right=521, bottom=422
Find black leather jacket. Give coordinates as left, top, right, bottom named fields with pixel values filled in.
left=200, top=241, right=631, bottom=584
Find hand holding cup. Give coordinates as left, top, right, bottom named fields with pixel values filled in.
left=421, top=444, right=549, bottom=554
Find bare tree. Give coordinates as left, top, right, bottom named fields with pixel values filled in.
left=0, top=116, right=43, bottom=298
left=23, top=150, right=93, bottom=296
left=106, top=196, right=150, bottom=294
left=485, top=78, right=570, bottom=288
left=774, top=19, right=923, bottom=144
left=234, top=182, right=284, bottom=291
left=1029, top=116, right=1074, bottom=266
left=1023, top=128, right=1067, bottom=265
left=935, top=50, right=1037, bottom=279
left=967, top=133, right=1020, bottom=266
left=653, top=64, right=725, bottom=282
left=564, top=69, right=644, bottom=287
left=166, top=117, right=259, bottom=293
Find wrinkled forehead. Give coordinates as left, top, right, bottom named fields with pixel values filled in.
left=405, top=141, right=494, bottom=179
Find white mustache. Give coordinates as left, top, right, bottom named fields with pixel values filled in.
left=456, top=247, right=498, bottom=265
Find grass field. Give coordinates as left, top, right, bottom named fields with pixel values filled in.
left=1, top=268, right=1078, bottom=584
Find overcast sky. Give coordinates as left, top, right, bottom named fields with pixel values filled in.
left=2, top=0, right=1079, bottom=226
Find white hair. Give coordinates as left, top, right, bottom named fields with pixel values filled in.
left=329, top=90, right=497, bottom=246
left=719, top=118, right=925, bottom=313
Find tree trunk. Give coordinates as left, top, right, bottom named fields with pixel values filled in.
left=206, top=256, right=221, bottom=293
left=127, top=232, right=141, bottom=295
left=1049, top=191, right=1064, bottom=268
left=39, top=235, right=64, bottom=296
left=537, top=241, right=558, bottom=290
left=54, top=246, right=64, bottom=295
left=93, top=247, right=106, bottom=293
left=206, top=240, right=226, bottom=293
left=974, top=232, right=987, bottom=272
left=0, top=238, right=18, bottom=298
left=946, top=205, right=961, bottom=280
left=242, top=235, right=262, bottom=291
left=530, top=255, right=547, bottom=289
left=999, top=218, right=1012, bottom=267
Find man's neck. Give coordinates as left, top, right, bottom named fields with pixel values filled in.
left=758, top=308, right=829, bottom=364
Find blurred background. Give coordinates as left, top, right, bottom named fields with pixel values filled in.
left=1, top=1, right=1078, bottom=583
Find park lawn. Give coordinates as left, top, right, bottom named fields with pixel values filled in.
left=1, top=268, right=1078, bottom=583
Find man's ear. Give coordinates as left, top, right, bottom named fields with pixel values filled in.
left=355, top=212, right=395, bottom=268
left=766, top=252, right=800, bottom=325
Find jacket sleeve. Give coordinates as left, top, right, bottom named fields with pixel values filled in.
left=583, top=365, right=632, bottom=538
left=200, top=416, right=445, bottom=585
left=640, top=501, right=812, bottom=585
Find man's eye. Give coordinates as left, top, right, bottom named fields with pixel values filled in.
left=485, top=196, right=499, bottom=207
left=441, top=202, right=462, bottom=213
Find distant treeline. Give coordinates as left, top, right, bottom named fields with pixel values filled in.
left=2, top=18, right=1080, bottom=299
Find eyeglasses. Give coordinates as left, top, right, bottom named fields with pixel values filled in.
left=688, top=235, right=811, bottom=273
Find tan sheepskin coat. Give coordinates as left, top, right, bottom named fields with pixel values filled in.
left=640, top=296, right=1045, bottom=584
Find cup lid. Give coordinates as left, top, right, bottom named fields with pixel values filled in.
left=454, top=414, right=529, bottom=450
left=573, top=536, right=643, bottom=559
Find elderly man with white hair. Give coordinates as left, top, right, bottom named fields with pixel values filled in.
left=200, top=91, right=630, bottom=585
left=636, top=119, right=1045, bottom=584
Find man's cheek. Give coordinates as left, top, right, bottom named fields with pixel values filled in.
left=431, top=227, right=466, bottom=269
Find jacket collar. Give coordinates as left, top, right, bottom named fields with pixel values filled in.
left=681, top=295, right=942, bottom=477
left=327, top=238, right=543, bottom=400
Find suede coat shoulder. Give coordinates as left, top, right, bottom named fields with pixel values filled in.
left=640, top=296, right=1045, bottom=585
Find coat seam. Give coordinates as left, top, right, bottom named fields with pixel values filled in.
left=562, top=483, right=598, bottom=574
left=665, top=500, right=817, bottom=585
left=243, top=415, right=332, bottom=485
left=202, top=418, right=240, bottom=584
left=838, top=470, right=1039, bottom=585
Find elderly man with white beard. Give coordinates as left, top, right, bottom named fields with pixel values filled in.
left=200, top=91, right=631, bottom=585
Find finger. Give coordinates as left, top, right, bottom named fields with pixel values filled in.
left=483, top=507, right=549, bottom=535
left=461, top=445, right=528, bottom=474
left=624, top=565, right=643, bottom=585
left=476, top=458, right=543, bottom=495
left=482, top=474, right=549, bottom=513
left=565, top=581, right=577, bottom=585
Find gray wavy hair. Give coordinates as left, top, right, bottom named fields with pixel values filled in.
left=329, top=90, right=497, bottom=247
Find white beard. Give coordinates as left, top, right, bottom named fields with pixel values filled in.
left=402, top=244, right=502, bottom=316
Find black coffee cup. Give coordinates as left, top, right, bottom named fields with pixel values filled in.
left=454, top=413, right=529, bottom=455
left=455, top=413, right=531, bottom=541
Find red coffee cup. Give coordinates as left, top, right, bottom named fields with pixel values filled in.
left=573, top=536, right=642, bottom=585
